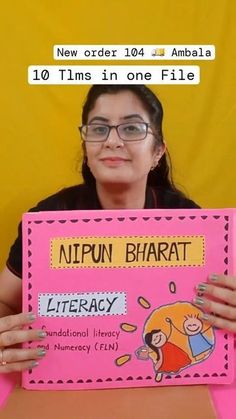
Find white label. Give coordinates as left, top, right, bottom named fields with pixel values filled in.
left=28, top=65, right=200, bottom=85
left=38, top=292, right=127, bottom=317
left=53, top=45, right=215, bottom=60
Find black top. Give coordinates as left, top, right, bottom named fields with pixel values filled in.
left=6, top=184, right=200, bottom=278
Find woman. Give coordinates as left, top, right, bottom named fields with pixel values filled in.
left=0, top=84, right=235, bottom=373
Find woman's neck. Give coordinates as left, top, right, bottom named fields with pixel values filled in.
left=96, top=182, right=147, bottom=209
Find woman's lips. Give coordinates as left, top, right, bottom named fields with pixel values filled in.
left=100, top=157, right=129, bottom=167
left=101, top=157, right=129, bottom=161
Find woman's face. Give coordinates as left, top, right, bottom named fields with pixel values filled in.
left=84, top=91, right=165, bottom=189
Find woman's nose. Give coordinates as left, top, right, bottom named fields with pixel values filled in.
left=104, top=127, right=124, bottom=147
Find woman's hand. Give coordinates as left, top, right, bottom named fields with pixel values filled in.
left=0, top=312, right=46, bottom=373
left=193, top=274, right=236, bottom=333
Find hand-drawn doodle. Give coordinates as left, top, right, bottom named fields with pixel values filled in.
left=136, top=301, right=215, bottom=382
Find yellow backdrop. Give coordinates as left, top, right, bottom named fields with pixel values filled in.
left=0, top=0, right=235, bottom=269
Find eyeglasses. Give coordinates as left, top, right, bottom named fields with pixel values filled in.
left=79, top=122, right=154, bottom=142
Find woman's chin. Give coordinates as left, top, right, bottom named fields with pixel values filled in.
left=95, top=173, right=132, bottom=184
left=96, top=177, right=133, bottom=189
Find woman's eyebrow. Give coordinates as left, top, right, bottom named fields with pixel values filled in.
left=122, top=114, right=145, bottom=121
left=88, top=114, right=145, bottom=124
left=88, top=116, right=109, bottom=124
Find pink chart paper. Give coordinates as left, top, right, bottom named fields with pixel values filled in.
left=22, top=208, right=235, bottom=390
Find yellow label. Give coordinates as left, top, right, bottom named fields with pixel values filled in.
left=50, top=235, right=205, bottom=268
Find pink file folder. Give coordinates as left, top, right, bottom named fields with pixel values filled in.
left=22, top=208, right=235, bottom=390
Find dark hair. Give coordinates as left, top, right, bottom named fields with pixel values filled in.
left=80, top=85, right=184, bottom=195
left=144, top=329, right=162, bottom=361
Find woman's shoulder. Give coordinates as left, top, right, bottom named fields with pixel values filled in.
left=6, top=184, right=99, bottom=278
left=30, top=184, right=100, bottom=212
left=156, top=187, right=200, bottom=209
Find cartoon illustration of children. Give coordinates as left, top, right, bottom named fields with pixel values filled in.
left=137, top=328, right=191, bottom=382
left=166, top=314, right=214, bottom=361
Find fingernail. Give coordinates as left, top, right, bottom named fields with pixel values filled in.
left=196, top=283, right=207, bottom=292
left=37, top=349, right=46, bottom=357
left=38, top=331, right=47, bottom=339
left=209, top=274, right=218, bottom=281
left=30, top=361, right=39, bottom=368
left=193, top=297, right=204, bottom=306
left=27, top=313, right=37, bottom=321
